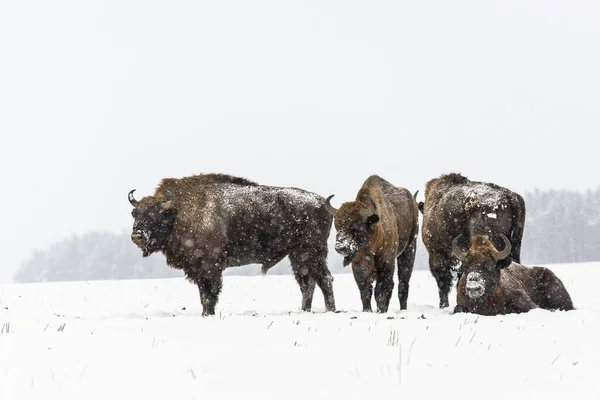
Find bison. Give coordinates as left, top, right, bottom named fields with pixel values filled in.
left=419, top=173, right=526, bottom=309
left=452, top=234, right=574, bottom=315
left=325, top=175, right=419, bottom=313
left=128, top=173, right=336, bottom=316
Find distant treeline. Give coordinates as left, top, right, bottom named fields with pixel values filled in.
left=520, top=188, right=600, bottom=265
left=14, top=187, right=600, bottom=283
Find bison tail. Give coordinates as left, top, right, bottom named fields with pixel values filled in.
left=509, top=193, right=526, bottom=264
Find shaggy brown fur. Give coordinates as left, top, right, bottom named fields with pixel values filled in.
left=128, top=173, right=336, bottom=316
left=420, top=172, right=526, bottom=309
left=454, top=235, right=574, bottom=315
left=325, top=175, right=419, bottom=312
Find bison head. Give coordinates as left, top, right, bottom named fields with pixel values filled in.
left=325, top=193, right=380, bottom=266
left=128, top=189, right=177, bottom=257
left=452, top=233, right=512, bottom=301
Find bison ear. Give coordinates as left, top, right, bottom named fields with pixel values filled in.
left=160, top=190, right=177, bottom=211
left=366, top=214, right=379, bottom=225
left=497, top=257, right=512, bottom=269
left=418, top=202, right=424, bottom=214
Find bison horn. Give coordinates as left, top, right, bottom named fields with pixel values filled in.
left=451, top=235, right=468, bottom=262
left=493, top=233, right=512, bottom=261
left=161, top=190, right=176, bottom=209
left=325, top=195, right=338, bottom=216
left=362, top=193, right=377, bottom=215
left=128, top=189, right=138, bottom=207
left=413, top=190, right=419, bottom=202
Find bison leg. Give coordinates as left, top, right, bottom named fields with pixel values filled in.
left=290, top=248, right=336, bottom=312
left=197, top=273, right=223, bottom=317
left=289, top=255, right=317, bottom=312
left=294, top=272, right=316, bottom=312
left=311, top=250, right=336, bottom=312
left=314, top=269, right=336, bottom=312
left=352, top=263, right=373, bottom=312
left=429, top=255, right=454, bottom=309
left=396, top=240, right=416, bottom=310
left=374, top=264, right=395, bottom=313
left=506, top=291, right=538, bottom=314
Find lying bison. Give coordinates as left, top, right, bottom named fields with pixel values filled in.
left=128, top=173, right=336, bottom=316
left=325, top=175, right=419, bottom=313
left=419, top=173, right=526, bottom=309
left=452, top=234, right=574, bottom=315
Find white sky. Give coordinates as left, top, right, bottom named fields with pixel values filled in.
left=1, top=1, right=599, bottom=283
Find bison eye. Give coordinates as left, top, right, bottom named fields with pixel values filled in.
left=490, top=261, right=502, bottom=270
left=350, top=223, right=365, bottom=233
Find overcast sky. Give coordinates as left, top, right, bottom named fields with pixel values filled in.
left=1, top=1, right=599, bottom=283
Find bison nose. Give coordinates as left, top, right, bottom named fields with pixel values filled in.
left=131, top=231, right=144, bottom=244
left=466, top=286, right=484, bottom=299
left=465, top=272, right=485, bottom=299
left=334, top=242, right=349, bottom=255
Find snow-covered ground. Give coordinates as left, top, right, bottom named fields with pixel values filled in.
left=1, top=262, right=599, bottom=399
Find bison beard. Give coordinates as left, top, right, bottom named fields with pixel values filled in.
left=419, top=173, right=526, bottom=309
left=326, top=175, right=419, bottom=313
left=128, top=173, right=337, bottom=316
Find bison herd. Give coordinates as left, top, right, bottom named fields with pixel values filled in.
left=128, top=172, right=574, bottom=317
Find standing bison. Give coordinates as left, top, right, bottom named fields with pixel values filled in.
left=419, top=173, right=526, bottom=309
left=453, top=234, right=574, bottom=315
left=325, top=175, right=419, bottom=313
left=128, top=173, right=336, bottom=316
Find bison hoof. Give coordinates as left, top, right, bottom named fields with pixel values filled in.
left=201, top=307, right=216, bottom=317
left=453, top=305, right=467, bottom=314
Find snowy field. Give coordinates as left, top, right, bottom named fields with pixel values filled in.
left=1, top=262, right=600, bottom=400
